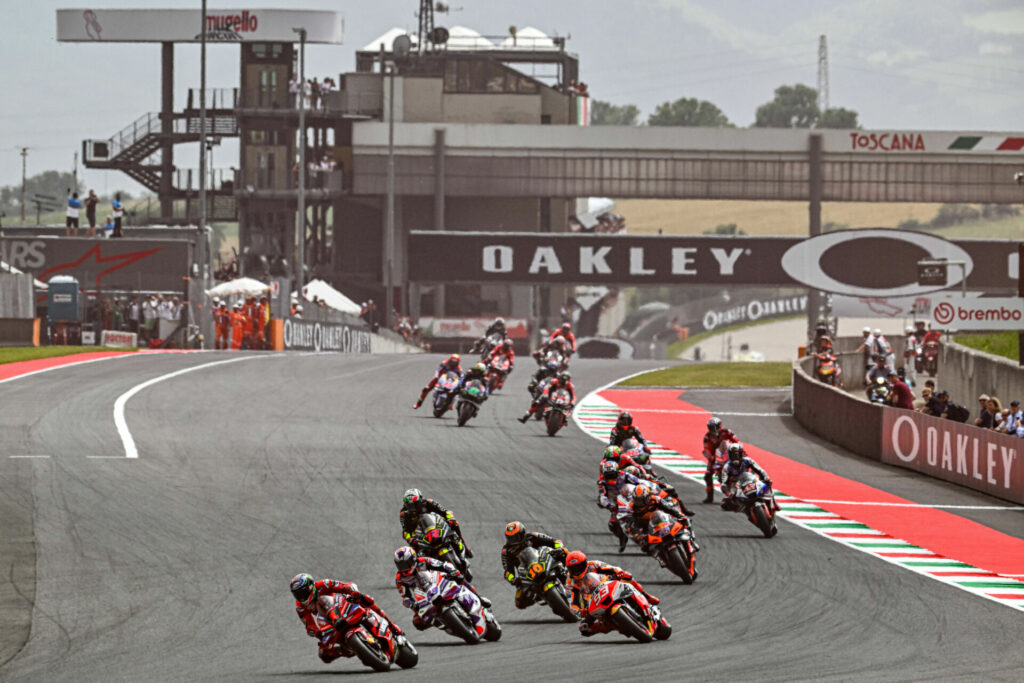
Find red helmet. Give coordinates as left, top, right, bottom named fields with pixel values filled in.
left=566, top=550, right=588, bottom=577
left=561, top=322, right=572, bottom=333
left=446, top=353, right=460, bottom=367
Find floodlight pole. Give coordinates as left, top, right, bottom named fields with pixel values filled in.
left=199, top=0, right=207, bottom=235
left=294, top=27, right=307, bottom=294
left=386, top=60, right=396, bottom=314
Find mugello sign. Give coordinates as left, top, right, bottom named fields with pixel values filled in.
left=929, top=297, right=1024, bottom=330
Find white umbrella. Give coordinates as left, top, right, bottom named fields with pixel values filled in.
left=205, top=277, right=270, bottom=298
left=301, top=279, right=362, bottom=315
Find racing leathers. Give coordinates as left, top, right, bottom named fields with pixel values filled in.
left=619, top=495, right=693, bottom=554
left=567, top=560, right=658, bottom=636
left=608, top=424, right=650, bottom=452
left=549, top=327, right=577, bottom=354
left=394, top=556, right=488, bottom=630
left=519, top=376, right=575, bottom=422
left=400, top=497, right=473, bottom=558
left=458, top=365, right=490, bottom=399
left=483, top=340, right=515, bottom=368
left=501, top=532, right=567, bottom=609
left=295, top=580, right=402, bottom=663
left=597, top=471, right=640, bottom=551
left=415, top=359, right=463, bottom=408
left=721, top=455, right=779, bottom=511
left=701, top=427, right=738, bottom=503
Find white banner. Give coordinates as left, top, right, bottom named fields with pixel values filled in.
left=101, top=330, right=137, bottom=348
left=930, top=297, right=1024, bottom=330
left=832, top=292, right=982, bottom=318
left=57, top=9, right=343, bottom=44
left=419, top=317, right=530, bottom=339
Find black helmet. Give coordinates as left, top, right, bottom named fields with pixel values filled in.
left=600, top=460, right=619, bottom=482
left=707, top=416, right=722, bottom=435
left=290, top=573, right=316, bottom=606
left=494, top=317, right=506, bottom=329
left=727, top=442, right=744, bottom=463
left=504, top=521, right=527, bottom=546
left=558, top=371, right=571, bottom=384
left=617, top=411, right=633, bottom=428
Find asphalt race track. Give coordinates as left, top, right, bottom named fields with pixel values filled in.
left=1, top=352, right=1023, bottom=682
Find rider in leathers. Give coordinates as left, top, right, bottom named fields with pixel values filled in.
left=399, top=489, right=474, bottom=558
left=701, top=416, right=739, bottom=504
left=483, top=338, right=516, bottom=368
left=608, top=412, right=651, bottom=453
left=413, top=354, right=463, bottom=409
left=619, top=485, right=695, bottom=555
left=720, top=442, right=778, bottom=512
left=565, top=551, right=662, bottom=637
left=459, top=362, right=491, bottom=398
left=501, top=521, right=567, bottom=609
left=393, top=547, right=489, bottom=631
left=597, top=460, right=640, bottom=552
left=290, top=574, right=405, bottom=664
left=518, top=371, right=575, bottom=423
left=602, top=445, right=695, bottom=516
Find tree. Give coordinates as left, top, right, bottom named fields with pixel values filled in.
left=590, top=99, right=640, bottom=126
left=754, top=84, right=820, bottom=128
left=648, top=97, right=732, bottom=127
left=819, top=107, right=860, bottom=129
left=703, top=222, right=746, bottom=235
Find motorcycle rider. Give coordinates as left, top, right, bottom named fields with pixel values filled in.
left=413, top=353, right=463, bottom=409
left=483, top=338, right=516, bottom=368
left=500, top=521, right=567, bottom=609
left=720, top=442, right=778, bottom=512
left=864, top=353, right=890, bottom=399
left=608, top=412, right=650, bottom=453
left=290, top=573, right=405, bottom=664
left=393, top=546, right=490, bottom=630
left=399, top=488, right=474, bottom=558
left=550, top=322, right=577, bottom=355
left=565, top=550, right=664, bottom=637
left=701, top=417, right=738, bottom=504
left=619, top=484, right=695, bottom=556
left=518, top=370, right=575, bottom=423
left=903, top=326, right=919, bottom=387
left=471, top=317, right=508, bottom=353
left=597, top=460, right=640, bottom=552
left=459, top=362, right=491, bottom=398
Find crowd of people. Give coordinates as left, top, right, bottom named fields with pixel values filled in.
left=912, top=381, right=1024, bottom=436
left=85, top=293, right=183, bottom=344
left=211, top=295, right=271, bottom=350
left=65, top=189, right=125, bottom=238
left=289, top=75, right=338, bottom=109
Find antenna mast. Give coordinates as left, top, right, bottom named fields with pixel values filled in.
left=417, top=0, right=435, bottom=52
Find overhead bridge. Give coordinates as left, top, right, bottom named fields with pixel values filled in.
left=351, top=123, right=1024, bottom=203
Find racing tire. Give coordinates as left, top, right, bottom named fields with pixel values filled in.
left=432, top=396, right=447, bottom=419
left=654, top=619, right=672, bottom=641
left=753, top=504, right=774, bottom=539
left=395, top=640, right=419, bottom=669
left=664, top=546, right=695, bottom=585
left=346, top=632, right=392, bottom=672
left=544, top=584, right=577, bottom=622
left=483, top=615, right=502, bottom=642
left=545, top=410, right=564, bottom=436
left=611, top=605, right=654, bottom=643
left=439, top=606, right=480, bottom=644
left=457, top=401, right=472, bottom=427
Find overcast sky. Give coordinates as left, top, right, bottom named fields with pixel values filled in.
left=1, top=0, right=1021, bottom=194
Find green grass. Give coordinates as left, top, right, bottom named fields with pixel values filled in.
left=0, top=346, right=137, bottom=365
left=954, top=332, right=1020, bottom=361
left=666, top=314, right=802, bottom=360
left=618, top=361, right=792, bottom=387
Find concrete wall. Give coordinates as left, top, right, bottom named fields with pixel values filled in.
left=402, top=77, right=443, bottom=122
left=940, top=340, right=1024, bottom=407
left=443, top=94, right=541, bottom=124
left=369, top=330, right=423, bottom=354
left=793, top=356, right=883, bottom=460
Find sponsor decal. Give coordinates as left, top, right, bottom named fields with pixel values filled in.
left=82, top=9, right=103, bottom=40
left=196, top=10, right=258, bottom=40
left=930, top=297, right=1024, bottom=330
left=850, top=132, right=926, bottom=152
left=101, top=330, right=138, bottom=348
left=282, top=318, right=371, bottom=353
left=419, top=317, right=529, bottom=339
left=702, top=295, right=807, bottom=332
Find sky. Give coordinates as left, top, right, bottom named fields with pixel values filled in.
left=1, top=0, right=1022, bottom=195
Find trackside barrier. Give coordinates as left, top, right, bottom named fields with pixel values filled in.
left=277, top=317, right=422, bottom=354
left=793, top=356, right=1024, bottom=504
left=0, top=318, right=39, bottom=347
left=940, top=341, right=1024, bottom=414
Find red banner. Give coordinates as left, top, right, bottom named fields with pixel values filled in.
left=419, top=316, right=529, bottom=339
left=882, top=408, right=1024, bottom=504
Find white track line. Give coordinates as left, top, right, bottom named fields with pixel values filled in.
left=114, top=357, right=262, bottom=458
left=8, top=455, right=50, bottom=459
left=800, top=499, right=1024, bottom=511
left=582, top=408, right=792, bottom=417
left=0, top=353, right=143, bottom=387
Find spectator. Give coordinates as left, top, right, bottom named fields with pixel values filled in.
left=873, top=328, right=894, bottom=368
left=359, top=299, right=377, bottom=330
left=319, top=77, right=334, bottom=108
left=112, top=193, right=125, bottom=238
left=985, top=397, right=1003, bottom=429
left=102, top=215, right=114, bottom=238
left=292, top=303, right=303, bottom=319
left=974, top=394, right=993, bottom=428
left=289, top=75, right=300, bottom=107
left=141, top=295, right=158, bottom=342
left=66, top=190, right=82, bottom=236
left=996, top=400, right=1022, bottom=435
left=855, top=326, right=875, bottom=372
left=84, top=190, right=99, bottom=237
left=934, top=390, right=970, bottom=423
left=307, top=78, right=318, bottom=108
left=886, top=370, right=915, bottom=410
left=128, top=297, right=140, bottom=335
left=902, top=325, right=918, bottom=387
left=913, top=385, right=932, bottom=412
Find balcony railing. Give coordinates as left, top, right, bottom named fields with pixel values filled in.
left=186, top=88, right=240, bottom=110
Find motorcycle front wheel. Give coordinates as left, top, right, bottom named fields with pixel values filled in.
left=753, top=504, right=774, bottom=538
left=543, top=583, right=577, bottom=622
left=664, top=546, right=695, bottom=585
left=439, top=606, right=480, bottom=644
left=346, top=632, right=391, bottom=672
left=457, top=401, right=472, bottom=426
left=611, top=605, right=653, bottom=643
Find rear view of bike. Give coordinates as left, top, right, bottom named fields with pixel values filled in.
left=456, top=379, right=487, bottom=426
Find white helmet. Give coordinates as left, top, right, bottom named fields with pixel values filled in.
left=862, top=326, right=871, bottom=334
left=905, top=326, right=914, bottom=334
left=874, top=328, right=882, bottom=336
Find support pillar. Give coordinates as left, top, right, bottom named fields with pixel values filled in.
left=432, top=128, right=446, bottom=320
left=807, top=134, right=823, bottom=340
left=160, top=42, right=174, bottom=219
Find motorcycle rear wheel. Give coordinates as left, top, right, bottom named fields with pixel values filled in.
left=611, top=606, right=653, bottom=643
left=346, top=632, right=392, bottom=672
left=440, top=606, right=480, bottom=644
left=544, top=584, right=577, bottom=622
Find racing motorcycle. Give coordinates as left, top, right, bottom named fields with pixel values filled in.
left=432, top=370, right=461, bottom=418
left=577, top=573, right=670, bottom=643
left=815, top=352, right=840, bottom=387
left=528, top=359, right=561, bottom=398
left=456, top=378, right=488, bottom=427
left=867, top=376, right=891, bottom=405
left=645, top=510, right=698, bottom=584
left=543, top=387, right=574, bottom=436
left=486, top=354, right=512, bottom=393
left=514, top=546, right=576, bottom=622
left=722, top=472, right=779, bottom=538
left=471, top=332, right=505, bottom=358
left=620, top=437, right=652, bottom=465
left=922, top=339, right=939, bottom=377
left=405, top=570, right=501, bottom=644
left=314, top=594, right=418, bottom=672
left=412, top=513, right=473, bottom=580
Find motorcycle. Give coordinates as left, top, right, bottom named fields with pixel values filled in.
left=432, top=370, right=461, bottom=418
left=456, top=378, right=488, bottom=427
left=486, top=354, right=512, bottom=393
left=412, top=512, right=473, bottom=580
left=620, top=437, right=651, bottom=465
left=514, top=546, right=576, bottom=622
left=815, top=352, right=840, bottom=387
left=315, top=594, right=418, bottom=672
left=577, top=573, right=670, bottom=643
left=922, top=340, right=939, bottom=377
left=406, top=570, right=500, bottom=644
left=528, top=359, right=561, bottom=398
left=867, top=376, right=891, bottom=405
left=722, top=472, right=778, bottom=538
left=543, top=387, right=574, bottom=436
left=472, top=332, right=505, bottom=358
left=645, top=510, right=698, bottom=584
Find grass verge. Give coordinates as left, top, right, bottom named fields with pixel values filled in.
left=954, top=332, right=1020, bottom=362
left=0, top=346, right=137, bottom=365
left=666, top=314, right=802, bottom=360
left=618, top=361, right=792, bottom=387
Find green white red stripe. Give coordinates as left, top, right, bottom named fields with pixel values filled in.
left=948, top=135, right=1024, bottom=151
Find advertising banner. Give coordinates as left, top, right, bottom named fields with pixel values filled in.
left=407, top=231, right=1018, bottom=293
left=100, top=330, right=137, bottom=348
left=0, top=237, right=191, bottom=293
left=418, top=317, right=530, bottom=339
left=832, top=291, right=983, bottom=318
left=282, top=317, right=371, bottom=353
left=882, top=409, right=1024, bottom=504
left=929, top=297, right=1024, bottom=331
left=700, top=295, right=807, bottom=332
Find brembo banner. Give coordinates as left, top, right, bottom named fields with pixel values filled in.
left=929, top=297, right=1024, bottom=331
left=282, top=317, right=371, bottom=353
left=407, top=230, right=1017, bottom=292
left=882, top=409, right=1024, bottom=504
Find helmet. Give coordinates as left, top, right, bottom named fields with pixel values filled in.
left=862, top=326, right=871, bottom=334
left=633, top=484, right=653, bottom=508
left=603, top=445, right=622, bottom=462
left=403, top=488, right=423, bottom=506
left=874, top=328, right=882, bottom=336
left=818, top=336, right=832, bottom=349
left=504, top=521, right=526, bottom=546
left=474, top=362, right=487, bottom=373
left=566, top=550, right=588, bottom=577
left=290, top=573, right=316, bottom=606
left=727, top=442, right=744, bottom=463
left=561, top=322, right=572, bottom=333
left=622, top=465, right=640, bottom=477
left=600, top=460, right=619, bottom=482
left=616, top=411, right=633, bottom=428
left=707, top=417, right=722, bottom=435
left=394, top=546, right=417, bottom=575
left=494, top=317, right=505, bottom=327
left=621, top=437, right=639, bottom=452
left=447, top=353, right=460, bottom=367
left=905, top=326, right=914, bottom=334
left=558, top=371, right=571, bottom=384
left=546, top=360, right=559, bottom=372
